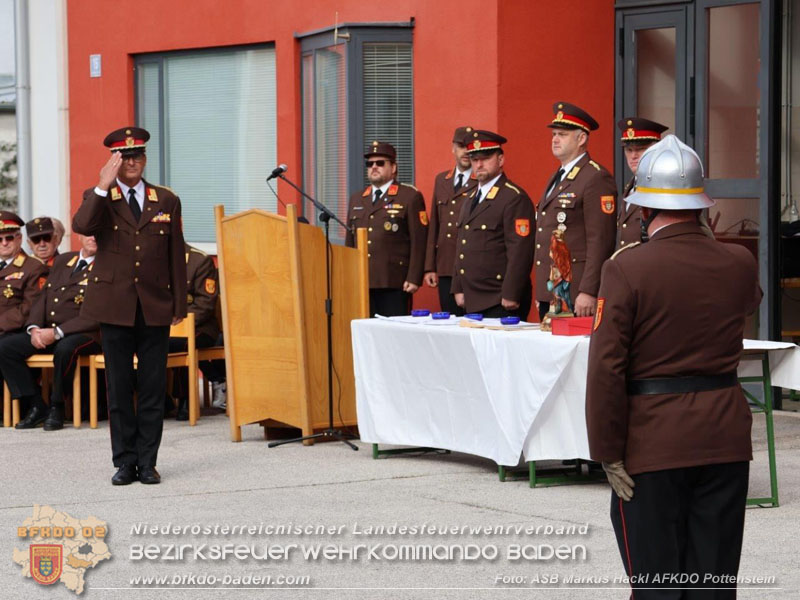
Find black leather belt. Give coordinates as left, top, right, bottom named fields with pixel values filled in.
left=626, top=372, right=739, bottom=395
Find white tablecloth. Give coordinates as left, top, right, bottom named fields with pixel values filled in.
left=351, top=319, right=800, bottom=466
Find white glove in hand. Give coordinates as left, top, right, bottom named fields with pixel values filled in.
left=602, top=461, right=635, bottom=501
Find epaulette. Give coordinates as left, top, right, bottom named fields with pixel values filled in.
left=610, top=241, right=641, bottom=260
left=589, top=160, right=601, bottom=171
left=13, top=254, right=26, bottom=267
left=401, top=183, right=418, bottom=192
left=504, top=182, right=520, bottom=194
left=190, top=247, right=208, bottom=256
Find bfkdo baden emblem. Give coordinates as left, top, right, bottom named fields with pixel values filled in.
left=30, top=544, right=62, bottom=585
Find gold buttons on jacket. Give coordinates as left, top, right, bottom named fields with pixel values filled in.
left=50, top=311, right=55, bottom=316
left=446, top=233, right=451, bottom=238
left=541, top=211, right=546, bottom=216
left=113, top=225, right=118, bottom=230
left=368, top=227, right=373, bottom=232
left=464, top=225, right=469, bottom=230
left=135, top=245, right=140, bottom=251
left=536, top=260, right=541, bottom=266
left=135, top=261, right=140, bottom=267
left=134, top=277, right=139, bottom=282
left=536, top=244, right=541, bottom=249
left=459, top=254, right=464, bottom=259
left=54, top=298, right=58, bottom=303
left=538, top=227, right=543, bottom=232
left=481, top=225, right=486, bottom=230
left=447, top=222, right=452, bottom=227
left=135, top=231, right=140, bottom=236
left=622, top=223, right=627, bottom=228
left=496, top=274, right=502, bottom=280
left=459, top=269, right=465, bottom=274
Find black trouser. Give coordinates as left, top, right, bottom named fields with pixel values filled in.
left=610, top=462, right=749, bottom=600
left=0, top=331, right=100, bottom=409
left=436, top=276, right=464, bottom=316
left=168, top=333, right=226, bottom=399
left=480, top=285, right=532, bottom=320
left=369, top=288, right=410, bottom=317
left=101, top=303, right=170, bottom=468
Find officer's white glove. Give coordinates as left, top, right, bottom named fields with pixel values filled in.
left=602, top=461, right=635, bottom=501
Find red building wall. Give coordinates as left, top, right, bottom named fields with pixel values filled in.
left=66, top=0, right=615, bottom=311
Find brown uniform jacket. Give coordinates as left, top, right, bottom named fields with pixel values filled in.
left=534, top=153, right=617, bottom=304
left=450, top=174, right=535, bottom=313
left=27, top=251, right=100, bottom=338
left=424, top=168, right=478, bottom=275
left=0, top=251, right=47, bottom=335
left=616, top=177, right=642, bottom=249
left=345, top=181, right=428, bottom=289
left=72, top=181, right=188, bottom=327
left=586, top=222, right=762, bottom=475
left=185, top=244, right=220, bottom=341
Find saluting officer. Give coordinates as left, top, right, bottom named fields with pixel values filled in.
left=616, top=117, right=668, bottom=249
left=1, top=233, right=101, bottom=430
left=0, top=211, right=48, bottom=336
left=423, top=126, right=479, bottom=314
left=534, top=102, right=616, bottom=320
left=451, top=130, right=535, bottom=318
left=345, top=141, right=428, bottom=317
left=586, top=136, right=761, bottom=598
left=72, top=126, right=187, bottom=486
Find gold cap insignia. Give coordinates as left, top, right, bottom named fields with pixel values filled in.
left=556, top=111, right=564, bottom=120
left=125, top=129, right=132, bottom=134
left=34, top=218, right=40, bottom=224
left=473, top=140, right=481, bottom=149
left=125, top=136, right=135, bottom=147
left=627, top=128, right=635, bottom=138
left=557, top=103, right=564, bottom=109
left=627, top=120, right=633, bottom=126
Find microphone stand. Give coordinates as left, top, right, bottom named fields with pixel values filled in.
left=268, top=174, right=358, bottom=451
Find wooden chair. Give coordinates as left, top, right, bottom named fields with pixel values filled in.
left=88, top=313, right=199, bottom=428
left=3, top=355, right=91, bottom=428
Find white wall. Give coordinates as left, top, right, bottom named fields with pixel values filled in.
left=27, top=0, right=69, bottom=249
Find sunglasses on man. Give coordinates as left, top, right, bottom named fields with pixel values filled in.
left=30, top=234, right=53, bottom=244
left=366, top=160, right=387, bottom=168
left=0, top=234, right=19, bottom=243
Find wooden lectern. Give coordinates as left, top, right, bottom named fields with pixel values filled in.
left=215, top=204, right=368, bottom=442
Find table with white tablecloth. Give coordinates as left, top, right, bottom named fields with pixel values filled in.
left=352, top=317, right=800, bottom=482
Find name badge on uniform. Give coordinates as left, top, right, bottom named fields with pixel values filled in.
left=151, top=212, right=171, bottom=223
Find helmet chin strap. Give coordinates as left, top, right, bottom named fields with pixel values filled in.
left=640, top=208, right=661, bottom=243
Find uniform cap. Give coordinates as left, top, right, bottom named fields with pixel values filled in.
left=453, top=126, right=473, bottom=144
left=547, top=102, right=599, bottom=133
left=465, top=130, right=507, bottom=154
left=617, top=117, right=669, bottom=143
left=364, top=141, right=397, bottom=160
left=627, top=135, right=715, bottom=210
left=25, top=217, right=55, bottom=237
left=0, top=211, right=24, bottom=232
left=103, top=126, right=150, bottom=155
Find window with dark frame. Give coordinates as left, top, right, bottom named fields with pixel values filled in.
left=300, top=24, right=414, bottom=245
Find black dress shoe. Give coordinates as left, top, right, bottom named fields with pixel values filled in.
left=111, top=464, right=137, bottom=486
left=43, top=405, right=64, bottom=431
left=15, top=405, right=47, bottom=429
left=138, top=466, right=161, bottom=484
left=176, top=398, right=189, bottom=421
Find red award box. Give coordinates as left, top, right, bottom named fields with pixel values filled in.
left=551, top=316, right=594, bottom=336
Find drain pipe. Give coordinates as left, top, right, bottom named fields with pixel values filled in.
left=13, top=0, right=31, bottom=220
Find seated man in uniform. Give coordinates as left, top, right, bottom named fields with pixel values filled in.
left=0, top=234, right=99, bottom=429
left=26, top=216, right=63, bottom=269
left=168, top=243, right=225, bottom=420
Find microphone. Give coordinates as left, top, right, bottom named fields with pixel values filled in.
left=266, top=164, right=288, bottom=181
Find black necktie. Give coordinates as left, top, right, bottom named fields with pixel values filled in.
left=74, top=259, right=88, bottom=273
left=0, top=261, right=6, bottom=271
left=128, top=188, right=141, bottom=222
left=455, top=173, right=464, bottom=190
left=373, top=189, right=381, bottom=205
left=548, top=168, right=565, bottom=196
left=470, top=189, right=482, bottom=214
